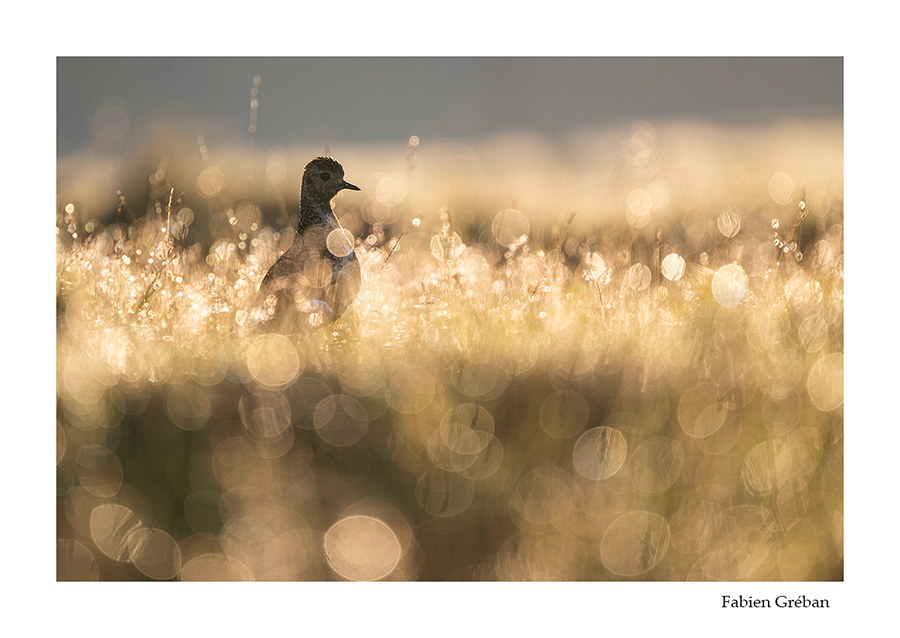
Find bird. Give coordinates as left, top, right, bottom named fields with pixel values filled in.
left=250, top=157, right=362, bottom=328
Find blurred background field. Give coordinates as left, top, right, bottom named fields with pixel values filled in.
left=56, top=58, right=843, bottom=581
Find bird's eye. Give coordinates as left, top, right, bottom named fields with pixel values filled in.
left=319, top=173, right=331, bottom=182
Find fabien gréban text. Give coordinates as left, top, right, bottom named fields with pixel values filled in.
left=722, top=595, right=829, bottom=609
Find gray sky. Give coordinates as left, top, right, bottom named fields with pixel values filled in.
left=57, top=57, right=842, bottom=156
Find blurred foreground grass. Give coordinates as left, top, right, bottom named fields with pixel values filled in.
left=56, top=118, right=843, bottom=580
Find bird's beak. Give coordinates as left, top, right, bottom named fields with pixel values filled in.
left=341, top=180, right=361, bottom=192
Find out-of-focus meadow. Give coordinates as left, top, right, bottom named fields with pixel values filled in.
left=56, top=115, right=843, bottom=581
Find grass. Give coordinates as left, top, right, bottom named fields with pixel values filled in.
left=56, top=117, right=843, bottom=581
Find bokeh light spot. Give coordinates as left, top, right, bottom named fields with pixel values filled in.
left=701, top=505, right=777, bottom=580
left=62, top=353, right=105, bottom=407
left=430, top=231, right=465, bottom=262
left=327, top=228, right=355, bottom=258
left=626, top=189, right=652, bottom=228
left=585, top=252, right=606, bottom=281
left=211, top=436, right=271, bottom=495
left=509, top=466, right=574, bottom=532
left=75, top=445, right=123, bottom=498
left=246, top=334, right=302, bottom=388
left=415, top=467, right=474, bottom=517
left=632, top=438, right=683, bottom=494
left=131, top=528, right=182, bottom=580
left=91, top=98, right=130, bottom=152
left=678, top=382, right=728, bottom=438
left=165, top=383, right=211, bottom=431
left=573, top=427, right=627, bottom=480
left=375, top=174, right=407, bottom=207
left=89, top=504, right=142, bottom=562
left=265, top=147, right=288, bottom=185
left=441, top=404, right=494, bottom=453
left=712, top=263, right=748, bottom=308
left=601, top=511, right=670, bottom=576
left=232, top=202, right=261, bottom=233
left=56, top=421, right=66, bottom=465
left=453, top=359, right=506, bottom=399
left=799, top=315, right=829, bottom=353
left=386, top=365, right=436, bottom=414
left=491, top=209, right=529, bottom=248
left=263, top=528, right=318, bottom=580
left=57, top=539, right=99, bottom=581
left=661, top=253, right=685, bottom=281
left=239, top=390, right=292, bottom=442
left=197, top=166, right=227, bottom=198
left=313, top=394, right=369, bottom=446
left=742, top=440, right=793, bottom=496
left=539, top=390, right=589, bottom=439
left=325, top=516, right=402, bottom=581
left=184, top=490, right=224, bottom=534
left=459, top=436, right=504, bottom=480
left=180, top=554, right=252, bottom=581
left=717, top=207, right=742, bottom=237
left=769, top=172, right=795, bottom=205
left=807, top=353, right=843, bottom=412
left=429, top=405, right=495, bottom=473
left=627, top=263, right=651, bottom=291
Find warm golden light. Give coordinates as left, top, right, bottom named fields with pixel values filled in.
left=57, top=116, right=843, bottom=581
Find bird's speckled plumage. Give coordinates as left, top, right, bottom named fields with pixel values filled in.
left=251, top=157, right=361, bottom=326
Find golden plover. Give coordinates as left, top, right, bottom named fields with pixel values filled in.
left=251, top=156, right=361, bottom=326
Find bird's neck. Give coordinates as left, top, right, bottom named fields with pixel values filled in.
left=297, top=193, right=336, bottom=233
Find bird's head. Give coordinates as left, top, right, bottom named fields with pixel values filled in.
left=301, top=156, right=361, bottom=201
